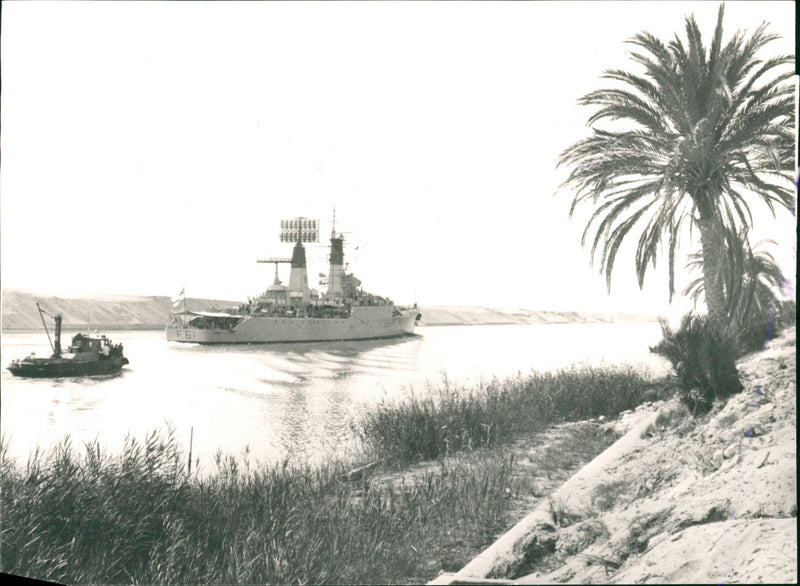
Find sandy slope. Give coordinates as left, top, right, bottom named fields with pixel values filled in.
left=435, top=326, right=796, bottom=585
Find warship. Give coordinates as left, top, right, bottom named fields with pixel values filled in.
left=166, top=214, right=420, bottom=344
left=8, top=304, right=129, bottom=377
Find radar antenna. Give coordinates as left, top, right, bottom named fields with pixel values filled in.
left=279, top=217, right=319, bottom=243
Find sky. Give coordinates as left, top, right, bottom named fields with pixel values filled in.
left=1, top=1, right=796, bottom=318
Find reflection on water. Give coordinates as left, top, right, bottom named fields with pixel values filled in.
left=1, top=323, right=669, bottom=468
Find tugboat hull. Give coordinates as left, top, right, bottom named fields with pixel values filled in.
left=8, top=356, right=130, bottom=378
left=7, top=308, right=130, bottom=378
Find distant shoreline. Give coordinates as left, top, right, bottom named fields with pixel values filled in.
left=2, top=325, right=166, bottom=333
left=2, top=289, right=659, bottom=330
left=415, top=319, right=658, bottom=327
left=2, top=320, right=659, bottom=334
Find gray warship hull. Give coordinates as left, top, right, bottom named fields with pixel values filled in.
left=166, top=305, right=418, bottom=344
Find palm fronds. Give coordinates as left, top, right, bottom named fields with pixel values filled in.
left=557, top=3, right=795, bottom=307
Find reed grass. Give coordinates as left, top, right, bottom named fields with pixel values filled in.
left=0, top=426, right=519, bottom=584
left=353, top=365, right=656, bottom=463
left=1, top=365, right=656, bottom=583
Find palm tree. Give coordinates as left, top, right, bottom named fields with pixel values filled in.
left=683, top=230, right=785, bottom=332
left=556, top=4, right=795, bottom=335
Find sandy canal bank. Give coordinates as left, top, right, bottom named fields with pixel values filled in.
left=430, top=326, right=796, bottom=585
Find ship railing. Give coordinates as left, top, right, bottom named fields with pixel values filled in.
left=249, top=303, right=353, bottom=319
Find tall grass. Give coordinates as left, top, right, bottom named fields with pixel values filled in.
left=0, top=427, right=519, bottom=584
left=2, top=365, right=657, bottom=583
left=353, top=365, right=655, bottom=463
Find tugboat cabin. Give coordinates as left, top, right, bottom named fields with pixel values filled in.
left=69, top=334, right=114, bottom=356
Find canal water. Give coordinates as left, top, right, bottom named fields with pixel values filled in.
left=1, top=322, right=669, bottom=471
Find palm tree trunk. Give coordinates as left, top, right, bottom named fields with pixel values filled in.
left=697, top=213, right=744, bottom=397
left=697, top=215, right=728, bottom=332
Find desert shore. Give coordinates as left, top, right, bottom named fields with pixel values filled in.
left=432, top=326, right=796, bottom=584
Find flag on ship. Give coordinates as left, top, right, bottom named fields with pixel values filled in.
left=172, top=287, right=185, bottom=308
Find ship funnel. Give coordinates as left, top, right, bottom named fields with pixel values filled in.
left=289, top=238, right=310, bottom=303
left=326, top=233, right=345, bottom=302
left=325, top=208, right=346, bottom=303
left=281, top=217, right=319, bottom=304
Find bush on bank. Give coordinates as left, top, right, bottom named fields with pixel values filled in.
left=651, top=301, right=795, bottom=413
left=651, top=314, right=743, bottom=413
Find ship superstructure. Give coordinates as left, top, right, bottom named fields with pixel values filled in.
left=166, top=214, right=420, bottom=344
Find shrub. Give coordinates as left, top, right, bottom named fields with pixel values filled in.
left=772, top=297, right=796, bottom=337
left=736, top=297, right=795, bottom=353
left=651, top=314, right=743, bottom=413
left=690, top=296, right=794, bottom=356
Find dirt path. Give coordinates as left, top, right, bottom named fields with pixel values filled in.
left=361, top=417, right=628, bottom=582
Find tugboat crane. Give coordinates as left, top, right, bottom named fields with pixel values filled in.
left=36, top=303, right=62, bottom=358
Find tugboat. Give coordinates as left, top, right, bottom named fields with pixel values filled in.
left=7, top=303, right=129, bottom=378
left=167, top=212, right=421, bottom=344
